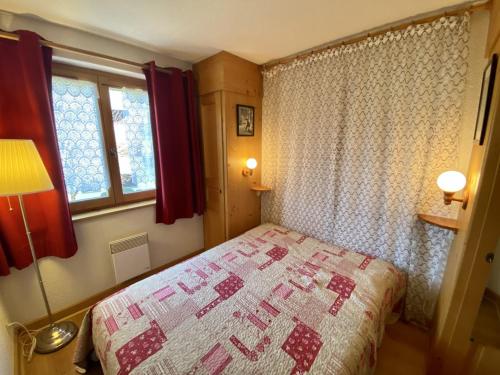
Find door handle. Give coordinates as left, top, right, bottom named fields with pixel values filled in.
left=486, top=253, right=495, bottom=264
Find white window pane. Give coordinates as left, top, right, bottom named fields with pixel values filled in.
left=52, top=76, right=111, bottom=203
left=109, top=87, right=156, bottom=194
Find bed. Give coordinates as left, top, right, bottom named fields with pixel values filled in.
left=74, top=223, right=406, bottom=374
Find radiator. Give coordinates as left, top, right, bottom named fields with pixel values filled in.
left=110, top=232, right=151, bottom=284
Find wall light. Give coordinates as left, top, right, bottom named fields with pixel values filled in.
left=437, top=171, right=468, bottom=208
left=242, top=158, right=257, bottom=176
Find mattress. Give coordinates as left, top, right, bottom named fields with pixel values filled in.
left=75, top=223, right=406, bottom=374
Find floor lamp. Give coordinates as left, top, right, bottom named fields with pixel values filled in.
left=0, top=139, right=77, bottom=354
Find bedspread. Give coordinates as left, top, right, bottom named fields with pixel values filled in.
left=75, top=223, right=406, bottom=374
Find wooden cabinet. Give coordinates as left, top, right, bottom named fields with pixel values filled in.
left=194, top=52, right=263, bottom=249
left=200, top=92, right=226, bottom=248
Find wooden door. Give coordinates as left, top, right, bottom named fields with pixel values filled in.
left=200, top=92, right=226, bottom=249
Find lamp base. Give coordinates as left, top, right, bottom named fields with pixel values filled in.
left=35, top=321, right=78, bottom=354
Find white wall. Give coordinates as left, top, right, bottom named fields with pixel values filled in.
left=458, top=11, right=490, bottom=176
left=0, top=295, right=13, bottom=375
left=0, top=12, right=204, bottom=324
left=0, top=10, right=191, bottom=72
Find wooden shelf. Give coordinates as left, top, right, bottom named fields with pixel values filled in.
left=251, top=186, right=272, bottom=192
left=251, top=185, right=272, bottom=196
left=417, top=213, right=459, bottom=233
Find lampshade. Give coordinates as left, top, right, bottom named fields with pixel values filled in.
left=437, top=171, right=466, bottom=193
left=0, top=139, right=54, bottom=196
left=246, top=158, right=257, bottom=170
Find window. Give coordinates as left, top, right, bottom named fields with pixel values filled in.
left=52, top=64, right=156, bottom=213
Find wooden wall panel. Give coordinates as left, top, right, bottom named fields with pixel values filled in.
left=223, top=91, right=262, bottom=238
left=195, top=52, right=262, bottom=97
left=194, top=56, right=225, bottom=97
left=486, top=0, right=500, bottom=55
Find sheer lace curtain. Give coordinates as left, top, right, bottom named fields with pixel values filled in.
left=262, top=15, right=470, bottom=324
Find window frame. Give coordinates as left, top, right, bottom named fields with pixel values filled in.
left=52, top=63, right=156, bottom=214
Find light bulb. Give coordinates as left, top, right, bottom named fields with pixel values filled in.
left=246, top=158, right=257, bottom=170
left=437, top=171, right=466, bottom=193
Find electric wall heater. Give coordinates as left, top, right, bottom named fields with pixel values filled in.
left=110, top=232, right=151, bottom=284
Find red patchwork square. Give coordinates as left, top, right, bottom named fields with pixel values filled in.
left=327, top=272, right=356, bottom=298
left=282, top=322, right=323, bottom=374
left=116, top=320, right=166, bottom=375
left=267, top=246, right=288, bottom=261
left=214, top=274, right=244, bottom=299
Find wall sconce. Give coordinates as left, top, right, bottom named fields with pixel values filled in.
left=437, top=171, right=468, bottom=209
left=242, top=158, right=257, bottom=176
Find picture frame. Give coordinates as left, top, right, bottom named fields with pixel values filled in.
left=236, top=104, right=255, bottom=136
left=474, top=53, right=498, bottom=146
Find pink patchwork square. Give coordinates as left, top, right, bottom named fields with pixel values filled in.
left=195, top=269, right=209, bottom=279
left=104, top=316, right=118, bottom=335
left=201, top=343, right=233, bottom=375
left=222, top=252, right=237, bottom=262
left=209, top=262, right=222, bottom=271
left=127, top=303, right=143, bottom=320
left=153, top=286, right=176, bottom=301
left=272, top=283, right=294, bottom=299
left=259, top=300, right=280, bottom=317
left=313, top=252, right=328, bottom=262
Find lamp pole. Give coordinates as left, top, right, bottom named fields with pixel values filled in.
left=17, top=195, right=54, bottom=324
left=17, top=194, right=77, bottom=353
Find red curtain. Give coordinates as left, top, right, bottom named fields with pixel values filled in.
left=143, top=62, right=205, bottom=224
left=0, top=31, right=77, bottom=275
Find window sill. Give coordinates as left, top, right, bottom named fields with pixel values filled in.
left=72, top=199, right=156, bottom=222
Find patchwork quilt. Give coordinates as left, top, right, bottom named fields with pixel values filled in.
left=75, top=223, right=406, bottom=374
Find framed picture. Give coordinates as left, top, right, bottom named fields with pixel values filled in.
left=474, top=53, right=498, bottom=146
left=236, top=104, right=255, bottom=136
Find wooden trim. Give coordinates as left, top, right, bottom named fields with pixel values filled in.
left=0, top=31, right=173, bottom=75
left=52, top=63, right=156, bottom=214
left=221, top=92, right=229, bottom=241
left=52, top=64, right=117, bottom=213
left=26, top=247, right=205, bottom=330
left=262, top=1, right=489, bottom=70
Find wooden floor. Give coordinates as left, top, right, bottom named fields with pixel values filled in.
left=375, top=320, right=430, bottom=375
left=471, top=294, right=500, bottom=349
left=21, top=311, right=429, bottom=375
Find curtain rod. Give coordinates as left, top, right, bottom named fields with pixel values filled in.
left=0, top=30, right=174, bottom=74
left=262, top=0, right=489, bottom=70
